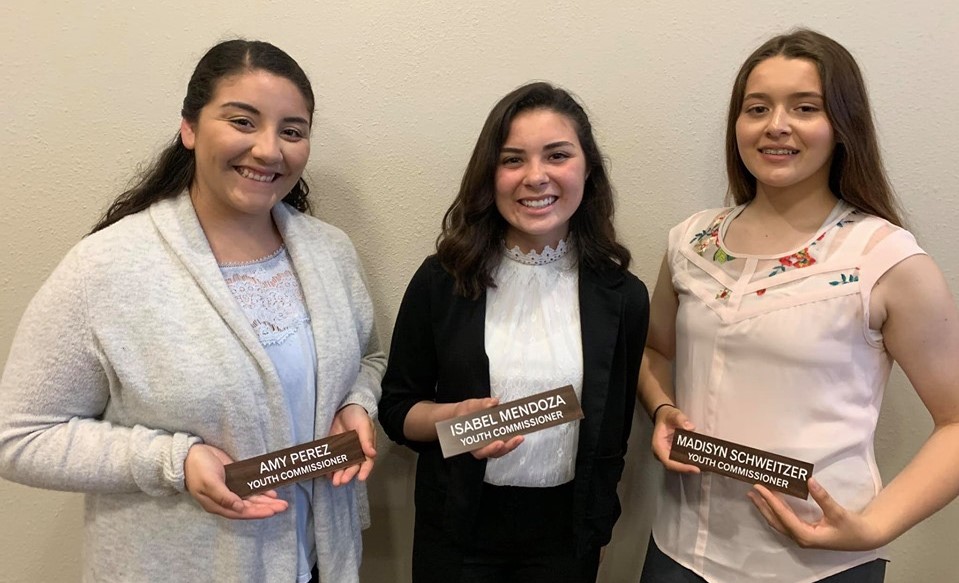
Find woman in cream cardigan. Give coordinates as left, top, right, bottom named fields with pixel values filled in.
left=0, top=40, right=384, bottom=583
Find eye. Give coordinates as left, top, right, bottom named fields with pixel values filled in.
left=743, top=104, right=769, bottom=116
left=500, top=156, right=523, bottom=167
left=795, top=104, right=822, bottom=114
left=548, top=151, right=571, bottom=162
left=228, top=118, right=255, bottom=130
left=281, top=127, right=307, bottom=141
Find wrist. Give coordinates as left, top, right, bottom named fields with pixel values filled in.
left=652, top=402, right=677, bottom=423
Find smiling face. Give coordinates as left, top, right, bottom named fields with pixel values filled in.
left=736, top=56, right=835, bottom=198
left=180, top=69, right=311, bottom=222
left=494, top=108, right=587, bottom=253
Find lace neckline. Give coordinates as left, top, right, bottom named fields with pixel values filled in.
left=503, top=239, right=571, bottom=266
left=218, top=245, right=286, bottom=268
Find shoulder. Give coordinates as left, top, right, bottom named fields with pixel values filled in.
left=407, top=255, right=455, bottom=293
left=853, top=212, right=925, bottom=278
left=73, top=210, right=163, bottom=274
left=618, top=269, right=650, bottom=305
left=667, top=206, right=735, bottom=250
left=581, top=262, right=649, bottom=307
left=283, top=207, right=357, bottom=254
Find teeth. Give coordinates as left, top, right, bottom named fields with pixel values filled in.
left=761, top=148, right=798, bottom=155
left=237, top=167, right=276, bottom=182
left=521, top=196, right=557, bottom=208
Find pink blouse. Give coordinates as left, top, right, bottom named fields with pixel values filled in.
left=653, top=201, right=924, bottom=582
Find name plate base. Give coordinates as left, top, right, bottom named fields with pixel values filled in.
left=436, top=385, right=584, bottom=458
left=225, top=430, right=365, bottom=497
left=669, top=429, right=814, bottom=499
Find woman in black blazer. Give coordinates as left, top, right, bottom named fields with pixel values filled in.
left=379, top=82, right=650, bottom=583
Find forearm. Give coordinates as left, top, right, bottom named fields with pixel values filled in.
left=862, top=421, right=959, bottom=546
left=340, top=337, right=387, bottom=419
left=0, top=415, right=200, bottom=496
left=638, top=347, right=677, bottom=417
left=402, top=401, right=460, bottom=442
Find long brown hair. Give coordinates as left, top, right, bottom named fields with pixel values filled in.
left=725, top=29, right=904, bottom=226
left=437, top=82, right=630, bottom=299
left=90, top=40, right=315, bottom=234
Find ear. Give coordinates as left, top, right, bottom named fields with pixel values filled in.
left=180, top=118, right=197, bottom=150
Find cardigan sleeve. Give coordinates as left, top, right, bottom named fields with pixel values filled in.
left=0, top=246, right=201, bottom=496
left=331, top=235, right=387, bottom=419
left=378, top=257, right=441, bottom=453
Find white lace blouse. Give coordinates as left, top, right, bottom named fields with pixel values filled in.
left=220, top=246, right=318, bottom=583
left=483, top=240, right=584, bottom=487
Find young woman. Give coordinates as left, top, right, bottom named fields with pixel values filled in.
left=0, top=40, right=384, bottom=583
left=638, top=29, right=959, bottom=583
left=379, top=82, right=650, bottom=583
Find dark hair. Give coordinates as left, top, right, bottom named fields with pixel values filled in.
left=90, top=39, right=315, bottom=234
left=725, top=29, right=903, bottom=226
left=436, top=82, right=630, bottom=299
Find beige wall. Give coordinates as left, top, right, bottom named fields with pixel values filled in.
left=2, top=1, right=957, bottom=581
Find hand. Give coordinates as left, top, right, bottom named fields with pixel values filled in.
left=452, top=397, right=499, bottom=418
left=329, top=404, right=376, bottom=487
left=651, top=406, right=700, bottom=474
left=184, top=443, right=288, bottom=519
left=470, top=435, right=525, bottom=460
left=448, top=397, right=524, bottom=460
left=747, top=478, right=884, bottom=551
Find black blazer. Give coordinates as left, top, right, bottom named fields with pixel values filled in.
left=379, top=255, right=649, bottom=555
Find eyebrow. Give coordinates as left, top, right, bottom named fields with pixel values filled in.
left=501, top=141, right=576, bottom=153
left=743, top=91, right=824, bottom=100
left=220, top=101, right=310, bottom=125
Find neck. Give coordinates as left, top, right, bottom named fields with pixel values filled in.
left=191, top=193, right=282, bottom=264
left=748, top=181, right=838, bottom=229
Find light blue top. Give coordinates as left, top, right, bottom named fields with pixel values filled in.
left=221, top=245, right=317, bottom=583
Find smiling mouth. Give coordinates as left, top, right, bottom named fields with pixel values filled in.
left=760, top=148, right=799, bottom=155
left=236, top=166, right=279, bottom=183
left=520, top=196, right=557, bottom=209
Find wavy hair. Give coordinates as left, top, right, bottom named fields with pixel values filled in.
left=726, top=29, right=903, bottom=226
left=437, top=82, right=630, bottom=299
left=90, top=39, right=315, bottom=234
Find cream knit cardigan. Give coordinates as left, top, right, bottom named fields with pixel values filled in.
left=0, top=192, right=385, bottom=583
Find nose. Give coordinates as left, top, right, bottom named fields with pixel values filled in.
left=251, top=131, right=282, bottom=164
left=523, top=160, right=549, bottom=189
left=765, top=106, right=791, bottom=137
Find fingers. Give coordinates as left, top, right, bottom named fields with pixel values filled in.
left=807, top=478, right=842, bottom=520
left=662, top=407, right=695, bottom=431
left=650, top=409, right=700, bottom=474
left=331, top=464, right=361, bottom=487
left=471, top=435, right=524, bottom=460
left=747, top=486, right=789, bottom=537
left=193, top=483, right=288, bottom=519
left=330, top=406, right=377, bottom=486
left=662, top=459, right=702, bottom=474
left=185, top=444, right=288, bottom=520
left=454, top=397, right=499, bottom=418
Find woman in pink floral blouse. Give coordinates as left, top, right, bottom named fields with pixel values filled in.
left=637, top=29, right=959, bottom=583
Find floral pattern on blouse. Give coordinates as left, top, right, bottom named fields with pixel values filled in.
left=690, top=210, right=735, bottom=260
left=694, top=207, right=863, bottom=299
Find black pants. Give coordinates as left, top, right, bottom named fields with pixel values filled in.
left=639, top=536, right=886, bottom=583
left=413, top=481, right=600, bottom=583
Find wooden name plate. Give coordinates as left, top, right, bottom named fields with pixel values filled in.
left=435, top=385, right=584, bottom=459
left=225, top=430, right=365, bottom=497
left=669, top=429, right=814, bottom=499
